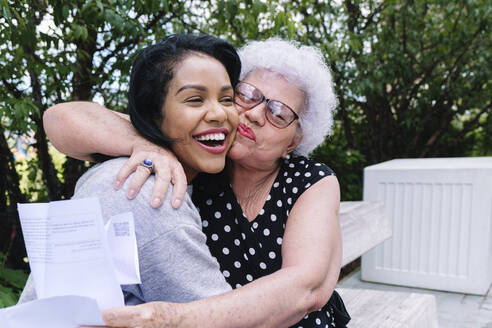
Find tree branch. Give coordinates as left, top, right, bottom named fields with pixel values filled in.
left=94, top=10, right=170, bottom=79
left=1, top=78, right=23, bottom=98
left=360, top=3, right=385, bottom=31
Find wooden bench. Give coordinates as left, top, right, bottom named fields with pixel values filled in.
left=339, top=201, right=391, bottom=266
left=337, top=288, right=438, bottom=328
left=338, top=201, right=438, bottom=328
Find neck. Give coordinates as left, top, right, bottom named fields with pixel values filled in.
left=231, top=160, right=280, bottom=190
left=230, top=159, right=281, bottom=220
left=184, top=166, right=198, bottom=183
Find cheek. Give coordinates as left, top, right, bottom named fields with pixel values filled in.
left=227, top=140, right=250, bottom=159
left=229, top=108, right=239, bottom=126
left=162, top=108, right=200, bottom=138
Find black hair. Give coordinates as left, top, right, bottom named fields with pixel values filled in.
left=127, top=34, right=241, bottom=148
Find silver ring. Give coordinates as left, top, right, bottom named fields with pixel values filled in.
left=139, top=158, right=154, bottom=174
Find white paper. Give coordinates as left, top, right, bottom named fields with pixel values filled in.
left=0, top=295, right=104, bottom=328
left=17, top=198, right=124, bottom=310
left=16, top=202, right=50, bottom=298
left=105, top=212, right=141, bottom=284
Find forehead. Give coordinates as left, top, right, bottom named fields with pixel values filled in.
left=170, top=53, right=232, bottom=88
left=242, top=69, right=305, bottom=113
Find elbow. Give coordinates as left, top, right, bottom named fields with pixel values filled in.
left=309, top=287, right=334, bottom=312
left=43, top=104, right=64, bottom=138
left=300, top=266, right=340, bottom=313
left=43, top=105, right=54, bottom=133
left=43, top=103, right=75, bottom=155
left=294, top=276, right=337, bottom=315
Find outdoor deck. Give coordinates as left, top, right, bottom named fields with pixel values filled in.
left=338, top=269, right=492, bottom=328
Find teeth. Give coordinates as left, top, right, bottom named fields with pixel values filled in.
left=194, top=133, right=225, bottom=141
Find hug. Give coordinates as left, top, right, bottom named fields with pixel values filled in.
left=21, top=33, right=350, bottom=327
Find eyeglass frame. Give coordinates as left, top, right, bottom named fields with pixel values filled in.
left=233, top=81, right=299, bottom=129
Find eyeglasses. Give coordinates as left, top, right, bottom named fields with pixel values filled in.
left=234, top=82, right=299, bottom=129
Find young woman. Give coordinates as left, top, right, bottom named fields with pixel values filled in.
left=20, top=34, right=240, bottom=304
left=45, top=39, right=350, bottom=327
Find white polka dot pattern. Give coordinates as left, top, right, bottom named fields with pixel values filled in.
left=194, top=156, right=341, bottom=327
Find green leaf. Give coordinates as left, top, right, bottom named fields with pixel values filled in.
left=72, top=24, right=83, bottom=39
left=287, top=19, right=295, bottom=38
left=62, top=5, right=70, bottom=20
left=0, top=267, right=28, bottom=290
left=2, top=6, right=10, bottom=20
left=0, top=284, right=18, bottom=308
left=80, top=25, right=88, bottom=41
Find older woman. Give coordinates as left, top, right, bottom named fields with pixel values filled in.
left=45, top=38, right=350, bottom=327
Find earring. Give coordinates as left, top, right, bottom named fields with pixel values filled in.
left=284, top=153, right=291, bottom=160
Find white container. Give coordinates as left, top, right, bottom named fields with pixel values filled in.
left=361, top=157, right=492, bottom=295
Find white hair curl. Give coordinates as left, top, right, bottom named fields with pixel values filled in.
left=238, top=38, right=337, bottom=157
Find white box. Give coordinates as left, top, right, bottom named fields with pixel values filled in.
left=361, top=157, right=492, bottom=295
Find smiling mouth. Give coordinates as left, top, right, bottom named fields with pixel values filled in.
left=192, top=129, right=229, bottom=154
left=193, top=133, right=226, bottom=147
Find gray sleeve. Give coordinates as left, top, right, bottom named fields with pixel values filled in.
left=133, top=221, right=232, bottom=303
left=18, top=158, right=231, bottom=304
left=74, top=158, right=231, bottom=303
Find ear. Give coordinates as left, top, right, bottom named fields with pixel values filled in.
left=282, top=133, right=302, bottom=158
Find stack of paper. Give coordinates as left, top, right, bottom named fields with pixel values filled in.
left=0, top=197, right=141, bottom=327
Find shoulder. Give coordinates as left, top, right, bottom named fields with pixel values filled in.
left=278, top=156, right=336, bottom=202
left=75, top=157, right=129, bottom=191
left=282, top=155, right=335, bottom=183
left=74, top=158, right=200, bottom=239
left=284, top=155, right=335, bottom=175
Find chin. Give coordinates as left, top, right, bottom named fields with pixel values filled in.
left=227, top=143, right=249, bottom=161
left=201, top=159, right=226, bottom=174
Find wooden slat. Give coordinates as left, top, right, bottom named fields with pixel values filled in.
left=340, top=201, right=392, bottom=266
left=338, top=288, right=438, bottom=328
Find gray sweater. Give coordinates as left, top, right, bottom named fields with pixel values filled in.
left=19, top=157, right=231, bottom=304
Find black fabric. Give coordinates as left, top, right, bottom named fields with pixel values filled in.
left=193, top=155, right=350, bottom=327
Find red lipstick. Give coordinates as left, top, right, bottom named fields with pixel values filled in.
left=237, top=123, right=256, bottom=142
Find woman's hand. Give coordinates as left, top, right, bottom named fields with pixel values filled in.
left=43, top=102, right=187, bottom=209
left=81, top=302, right=183, bottom=328
left=115, top=139, right=187, bottom=209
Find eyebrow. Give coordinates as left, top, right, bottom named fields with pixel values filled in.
left=176, top=85, right=207, bottom=95
left=175, top=85, right=233, bottom=95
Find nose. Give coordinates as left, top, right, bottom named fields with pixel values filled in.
left=205, top=101, right=228, bottom=123
left=243, top=101, right=266, bottom=126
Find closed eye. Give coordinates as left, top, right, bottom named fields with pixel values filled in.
left=274, top=113, right=287, bottom=121
left=269, top=105, right=288, bottom=121
left=186, top=97, right=203, bottom=103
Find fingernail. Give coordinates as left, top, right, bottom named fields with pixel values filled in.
left=114, top=180, right=121, bottom=189
left=151, top=198, right=160, bottom=208
left=172, top=199, right=181, bottom=208
left=127, top=189, right=136, bottom=199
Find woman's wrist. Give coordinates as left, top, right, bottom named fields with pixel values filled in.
left=101, top=301, right=188, bottom=328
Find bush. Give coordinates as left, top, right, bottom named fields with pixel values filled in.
left=0, top=253, right=28, bottom=308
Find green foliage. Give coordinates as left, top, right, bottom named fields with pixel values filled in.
left=0, top=254, right=28, bottom=308
left=16, top=154, right=49, bottom=203
left=311, top=127, right=366, bottom=201
left=0, top=0, right=490, bottom=273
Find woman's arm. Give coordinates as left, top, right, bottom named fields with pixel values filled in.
left=94, top=176, right=342, bottom=328
left=43, top=102, right=187, bottom=208
left=43, top=102, right=135, bottom=161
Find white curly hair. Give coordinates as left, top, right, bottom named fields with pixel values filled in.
left=238, top=38, right=337, bottom=156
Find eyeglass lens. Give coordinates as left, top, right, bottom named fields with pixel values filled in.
left=234, top=82, right=297, bottom=128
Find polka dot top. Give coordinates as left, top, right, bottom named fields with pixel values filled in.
left=192, top=155, right=350, bottom=328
